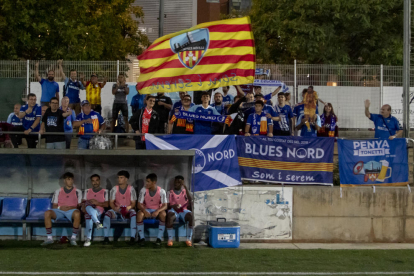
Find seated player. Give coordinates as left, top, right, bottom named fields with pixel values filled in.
left=102, top=170, right=137, bottom=245
left=82, top=174, right=109, bottom=247
left=166, top=175, right=193, bottom=247
left=41, top=172, right=82, bottom=246
left=136, top=173, right=168, bottom=246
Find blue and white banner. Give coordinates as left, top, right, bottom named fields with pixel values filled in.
left=253, top=79, right=289, bottom=93
left=174, top=110, right=226, bottom=123
left=255, top=68, right=271, bottom=76
left=338, top=139, right=408, bottom=186
left=236, top=136, right=334, bottom=185
left=145, top=134, right=242, bottom=192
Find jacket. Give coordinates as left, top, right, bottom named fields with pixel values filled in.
left=129, top=108, right=160, bottom=140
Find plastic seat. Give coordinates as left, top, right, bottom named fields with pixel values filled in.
left=26, top=198, right=51, bottom=221
left=0, top=198, right=27, bottom=220
left=143, top=218, right=158, bottom=225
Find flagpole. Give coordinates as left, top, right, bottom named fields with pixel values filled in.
left=159, top=0, right=165, bottom=37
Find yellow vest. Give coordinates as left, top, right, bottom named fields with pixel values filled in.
left=85, top=82, right=103, bottom=105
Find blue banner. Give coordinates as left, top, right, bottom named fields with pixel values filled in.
left=338, top=139, right=408, bottom=186
left=174, top=110, right=226, bottom=123
left=145, top=134, right=242, bottom=192
left=236, top=136, right=334, bottom=185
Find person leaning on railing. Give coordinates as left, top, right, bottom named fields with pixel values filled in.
left=168, top=94, right=194, bottom=134
left=7, top=103, right=23, bottom=148
left=364, top=99, right=403, bottom=140
left=73, top=100, right=106, bottom=150
left=19, top=93, right=42, bottom=148
left=129, top=95, right=160, bottom=150
left=39, top=97, right=72, bottom=150
left=0, top=121, right=13, bottom=148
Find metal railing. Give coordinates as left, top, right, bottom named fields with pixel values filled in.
left=0, top=131, right=159, bottom=150
left=1, top=60, right=413, bottom=87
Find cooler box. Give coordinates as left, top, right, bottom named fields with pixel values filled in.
left=208, top=218, right=240, bottom=248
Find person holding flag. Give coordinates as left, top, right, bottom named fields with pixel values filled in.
left=136, top=17, right=255, bottom=96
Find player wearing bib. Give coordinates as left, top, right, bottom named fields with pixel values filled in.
left=82, top=174, right=109, bottom=247
left=41, top=172, right=82, bottom=246
left=102, top=170, right=137, bottom=245
left=137, top=173, right=168, bottom=246
left=166, top=175, right=193, bottom=247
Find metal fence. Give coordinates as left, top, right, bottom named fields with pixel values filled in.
left=0, top=60, right=132, bottom=95
left=0, top=60, right=411, bottom=129
left=0, top=59, right=411, bottom=87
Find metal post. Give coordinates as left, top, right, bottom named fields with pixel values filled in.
left=26, top=60, right=30, bottom=95
left=117, top=60, right=120, bottom=77
left=294, top=60, right=297, bottom=105
left=115, top=134, right=118, bottom=150
left=380, top=64, right=383, bottom=108
left=403, top=0, right=411, bottom=138
left=37, top=133, right=41, bottom=149
left=159, top=0, right=165, bottom=38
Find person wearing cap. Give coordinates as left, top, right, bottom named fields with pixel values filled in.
left=168, top=94, right=194, bottom=134
left=170, top=91, right=195, bottom=119
left=245, top=100, right=273, bottom=137
left=80, top=73, right=107, bottom=115
left=73, top=100, right=106, bottom=149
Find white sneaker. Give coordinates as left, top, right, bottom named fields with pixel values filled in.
left=70, top=239, right=77, bottom=246
left=84, top=239, right=91, bottom=247
left=95, top=223, right=103, bottom=230
left=41, top=239, right=54, bottom=246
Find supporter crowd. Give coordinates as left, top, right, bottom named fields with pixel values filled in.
left=0, top=61, right=403, bottom=150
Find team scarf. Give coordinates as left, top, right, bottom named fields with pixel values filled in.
left=251, top=112, right=268, bottom=135
left=174, top=110, right=227, bottom=123
left=320, top=114, right=336, bottom=137
left=170, top=106, right=194, bottom=132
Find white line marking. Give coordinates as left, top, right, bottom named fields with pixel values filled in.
left=0, top=272, right=413, bottom=275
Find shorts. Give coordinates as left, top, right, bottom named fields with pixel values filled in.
left=168, top=209, right=192, bottom=222
left=51, top=209, right=77, bottom=222
left=112, top=103, right=128, bottom=118
left=107, top=209, right=134, bottom=220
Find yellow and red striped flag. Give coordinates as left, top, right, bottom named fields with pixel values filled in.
left=137, top=17, right=256, bottom=94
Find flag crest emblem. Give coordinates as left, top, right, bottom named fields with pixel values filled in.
left=170, top=29, right=210, bottom=69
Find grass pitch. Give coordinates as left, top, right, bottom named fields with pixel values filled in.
left=0, top=241, right=413, bottom=275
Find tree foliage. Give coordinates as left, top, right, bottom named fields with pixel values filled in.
left=250, top=0, right=403, bottom=65
left=0, top=0, right=150, bottom=60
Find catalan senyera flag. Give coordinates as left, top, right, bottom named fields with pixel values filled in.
left=137, top=17, right=256, bottom=94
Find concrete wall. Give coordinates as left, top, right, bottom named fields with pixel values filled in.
left=292, top=186, right=414, bottom=243
left=194, top=186, right=293, bottom=242
left=195, top=185, right=414, bottom=243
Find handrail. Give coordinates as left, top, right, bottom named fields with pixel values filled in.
left=0, top=131, right=168, bottom=149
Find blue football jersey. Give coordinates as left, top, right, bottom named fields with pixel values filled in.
left=188, top=105, right=221, bottom=134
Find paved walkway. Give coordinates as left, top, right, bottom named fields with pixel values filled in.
left=234, top=243, right=414, bottom=249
